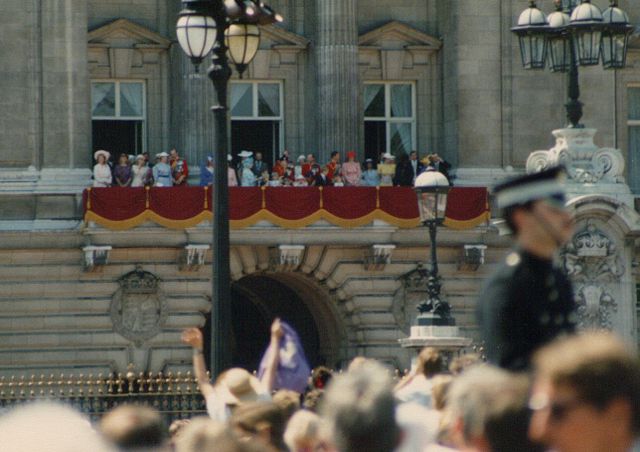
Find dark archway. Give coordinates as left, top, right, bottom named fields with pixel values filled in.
left=228, top=274, right=323, bottom=372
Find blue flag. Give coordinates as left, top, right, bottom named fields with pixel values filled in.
left=258, top=320, right=311, bottom=393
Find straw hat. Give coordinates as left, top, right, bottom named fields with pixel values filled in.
left=217, top=368, right=263, bottom=406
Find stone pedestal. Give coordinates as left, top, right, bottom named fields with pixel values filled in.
left=527, top=128, right=640, bottom=346
left=399, top=315, right=472, bottom=366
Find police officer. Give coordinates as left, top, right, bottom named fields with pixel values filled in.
left=477, top=166, right=577, bottom=371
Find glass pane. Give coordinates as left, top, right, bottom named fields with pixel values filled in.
left=120, top=83, right=144, bottom=117
left=628, top=126, right=640, bottom=193
left=364, top=84, right=385, bottom=117
left=389, top=122, right=412, bottom=155
left=258, top=83, right=280, bottom=117
left=92, top=83, right=116, bottom=117
left=391, top=84, right=412, bottom=117
left=629, top=88, right=640, bottom=120
left=231, top=83, right=253, bottom=117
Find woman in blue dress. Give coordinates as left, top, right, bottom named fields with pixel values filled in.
left=200, top=155, right=214, bottom=186
left=152, top=152, right=172, bottom=187
left=361, top=158, right=380, bottom=186
left=238, top=150, right=257, bottom=187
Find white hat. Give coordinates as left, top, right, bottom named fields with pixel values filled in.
left=382, top=152, right=395, bottom=160
left=217, top=368, right=263, bottom=406
left=135, top=154, right=145, bottom=161
left=238, top=150, right=253, bottom=158
left=227, top=154, right=232, bottom=162
left=297, top=155, right=306, bottom=162
left=156, top=151, right=169, bottom=158
left=94, top=150, right=110, bottom=161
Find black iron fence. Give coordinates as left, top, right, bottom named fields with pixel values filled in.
left=0, top=369, right=207, bottom=424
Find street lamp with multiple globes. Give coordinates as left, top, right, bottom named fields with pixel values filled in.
left=413, top=171, right=453, bottom=326
left=176, top=0, right=281, bottom=376
left=511, top=0, right=633, bottom=128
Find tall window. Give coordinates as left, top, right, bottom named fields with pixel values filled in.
left=91, top=80, right=146, bottom=160
left=364, top=82, right=416, bottom=162
left=230, top=81, right=283, bottom=167
left=628, top=87, right=640, bottom=193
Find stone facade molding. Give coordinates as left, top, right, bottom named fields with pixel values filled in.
left=110, top=266, right=168, bottom=347
left=83, top=245, right=112, bottom=271
left=364, top=244, right=396, bottom=271
left=526, top=128, right=626, bottom=185
left=179, top=244, right=210, bottom=272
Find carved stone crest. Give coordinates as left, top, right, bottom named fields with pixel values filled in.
left=111, top=266, right=167, bottom=346
left=561, top=223, right=624, bottom=329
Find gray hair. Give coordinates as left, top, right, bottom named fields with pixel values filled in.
left=321, top=360, right=400, bottom=452
left=446, top=365, right=530, bottom=444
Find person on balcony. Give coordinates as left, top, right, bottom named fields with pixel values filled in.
left=170, top=148, right=189, bottom=186
left=131, top=154, right=151, bottom=187
left=113, top=153, right=133, bottom=187
left=409, top=150, right=424, bottom=183
left=361, top=158, right=380, bottom=187
left=252, top=151, right=269, bottom=179
left=92, top=150, right=112, bottom=188
left=393, top=151, right=414, bottom=187
left=227, top=154, right=238, bottom=187
left=152, top=152, right=172, bottom=187
left=342, top=151, right=362, bottom=186
left=325, top=151, right=340, bottom=181
left=378, top=153, right=395, bottom=186
left=238, top=150, right=257, bottom=187
left=294, top=155, right=305, bottom=179
left=200, top=155, right=214, bottom=187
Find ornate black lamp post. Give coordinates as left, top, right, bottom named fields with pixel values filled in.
left=512, top=0, right=633, bottom=128
left=176, top=0, right=281, bottom=376
left=414, top=171, right=453, bottom=326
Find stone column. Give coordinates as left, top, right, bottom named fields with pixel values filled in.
left=40, top=0, right=90, bottom=170
left=315, top=0, right=360, bottom=162
left=169, top=48, right=216, bottom=172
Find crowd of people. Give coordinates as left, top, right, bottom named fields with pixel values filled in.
left=91, top=148, right=452, bottom=188
left=1, top=328, right=638, bottom=452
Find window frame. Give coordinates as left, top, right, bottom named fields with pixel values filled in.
left=627, top=84, right=640, bottom=193
left=364, top=81, right=417, bottom=155
left=91, top=80, right=147, bottom=155
left=230, top=80, right=284, bottom=121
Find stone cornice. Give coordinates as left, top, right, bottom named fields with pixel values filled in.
left=260, top=24, right=309, bottom=50
left=88, top=18, right=171, bottom=49
left=358, top=20, right=441, bottom=51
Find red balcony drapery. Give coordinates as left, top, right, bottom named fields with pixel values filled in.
left=83, top=186, right=490, bottom=230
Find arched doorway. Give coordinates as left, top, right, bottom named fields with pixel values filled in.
left=213, top=273, right=343, bottom=372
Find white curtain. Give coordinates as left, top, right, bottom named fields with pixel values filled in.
left=390, top=122, right=412, bottom=154
left=231, top=83, right=252, bottom=116
left=91, top=83, right=115, bottom=116
left=120, top=83, right=143, bottom=117
left=390, top=84, right=412, bottom=118
left=364, top=84, right=384, bottom=117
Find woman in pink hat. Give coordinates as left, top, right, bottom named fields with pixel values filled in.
left=342, top=151, right=361, bottom=186
left=92, top=150, right=112, bottom=187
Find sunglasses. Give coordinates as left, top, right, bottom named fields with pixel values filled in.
left=529, top=393, right=585, bottom=422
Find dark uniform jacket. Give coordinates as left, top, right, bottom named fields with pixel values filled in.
left=477, top=249, right=576, bottom=371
